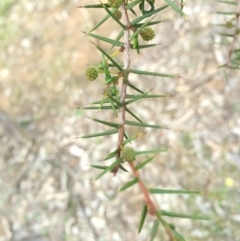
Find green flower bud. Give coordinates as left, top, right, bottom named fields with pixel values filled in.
left=85, top=67, right=98, bottom=81
left=122, top=146, right=136, bottom=162
left=114, top=10, right=122, bottom=20
left=225, top=21, right=233, bottom=29
left=140, top=27, right=155, bottom=41
left=108, top=0, right=123, bottom=8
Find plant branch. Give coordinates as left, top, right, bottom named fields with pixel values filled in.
left=113, top=3, right=132, bottom=175
left=128, top=162, right=157, bottom=215
left=226, top=0, right=240, bottom=66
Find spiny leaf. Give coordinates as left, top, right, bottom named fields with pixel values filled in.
left=90, top=117, right=120, bottom=128
left=135, top=149, right=168, bottom=155
left=148, top=188, right=201, bottom=195
left=125, top=0, right=142, bottom=9
left=125, top=91, right=150, bottom=105
left=219, top=33, right=234, bottom=37
left=150, top=220, right=159, bottom=241
left=103, top=149, right=118, bottom=160
left=78, top=3, right=109, bottom=8
left=126, top=94, right=171, bottom=99
left=135, top=156, right=155, bottom=170
left=122, top=134, right=141, bottom=145
left=172, top=230, right=186, bottom=241
left=119, top=177, right=138, bottom=191
left=87, top=32, right=123, bottom=47
left=164, top=0, right=186, bottom=16
left=94, top=157, right=122, bottom=181
left=138, top=204, right=148, bottom=234
left=89, top=99, right=111, bottom=105
left=132, top=5, right=169, bottom=25
left=81, top=129, right=118, bottom=138
left=113, top=29, right=124, bottom=48
left=83, top=105, right=119, bottom=110
left=90, top=164, right=108, bottom=170
left=159, top=210, right=210, bottom=220
left=119, top=164, right=129, bottom=172
left=217, top=0, right=237, bottom=5
left=88, top=9, right=115, bottom=33
left=127, top=82, right=144, bottom=94
left=133, top=21, right=164, bottom=28
left=136, top=43, right=160, bottom=49
left=95, top=44, right=123, bottom=71
left=129, top=68, right=176, bottom=78
left=125, top=107, right=143, bottom=123
left=102, top=3, right=126, bottom=29
left=125, top=120, right=165, bottom=129
left=107, top=94, right=121, bottom=106
left=216, top=11, right=238, bottom=15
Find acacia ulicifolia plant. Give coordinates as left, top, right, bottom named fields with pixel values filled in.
left=79, top=1, right=209, bottom=240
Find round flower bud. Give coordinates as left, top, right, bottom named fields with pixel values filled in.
left=122, top=146, right=136, bottom=162
left=139, top=27, right=155, bottom=41
left=114, top=10, right=122, bottom=20
left=108, top=0, right=123, bottom=8
left=85, top=67, right=98, bottom=81
left=225, top=21, right=233, bottom=29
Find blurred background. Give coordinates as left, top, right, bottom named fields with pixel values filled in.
left=0, top=0, right=239, bottom=240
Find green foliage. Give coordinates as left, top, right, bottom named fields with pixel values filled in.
left=79, top=0, right=212, bottom=239
left=216, top=0, right=240, bottom=69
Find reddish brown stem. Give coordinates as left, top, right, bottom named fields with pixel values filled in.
left=128, top=162, right=157, bottom=216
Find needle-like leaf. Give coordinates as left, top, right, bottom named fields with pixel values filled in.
left=150, top=220, right=159, bottom=241
left=148, top=189, right=201, bottom=195
left=87, top=32, right=123, bottom=47
left=95, top=44, right=123, bottom=71
left=94, top=157, right=122, bottom=181
left=90, top=117, right=120, bottom=128
left=119, top=177, right=138, bottom=191
left=129, top=68, right=176, bottom=78
left=158, top=210, right=210, bottom=220
left=125, top=120, right=165, bottom=129
left=78, top=3, right=109, bottom=8
left=164, top=0, right=186, bottom=16
left=135, top=149, right=168, bottom=155
left=138, top=204, right=148, bottom=234
left=90, top=164, right=108, bottom=170
left=102, top=3, right=126, bottom=29
left=131, top=5, right=169, bottom=25
left=135, top=156, right=155, bottom=170
left=81, top=129, right=118, bottom=138
left=125, top=107, right=143, bottom=123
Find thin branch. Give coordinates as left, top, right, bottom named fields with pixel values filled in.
left=113, top=2, right=132, bottom=174
left=226, top=0, right=240, bottom=66
left=128, top=162, right=157, bottom=215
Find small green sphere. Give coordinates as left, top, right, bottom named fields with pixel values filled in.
left=140, top=27, right=155, bottom=41
left=122, top=146, right=136, bottom=162
left=114, top=10, right=122, bottom=20
left=108, top=0, right=123, bottom=8
left=225, top=21, right=233, bottom=29
left=85, top=67, right=98, bottom=81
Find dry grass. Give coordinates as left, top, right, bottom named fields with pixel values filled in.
left=0, top=0, right=239, bottom=240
